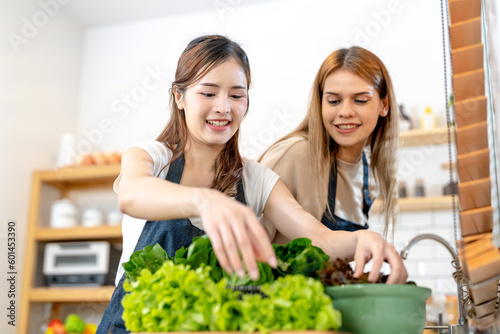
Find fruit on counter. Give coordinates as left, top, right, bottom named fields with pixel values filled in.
left=80, top=151, right=121, bottom=165
left=64, top=313, right=86, bottom=333
left=45, top=319, right=65, bottom=334
left=44, top=315, right=96, bottom=334
left=83, top=323, right=97, bottom=334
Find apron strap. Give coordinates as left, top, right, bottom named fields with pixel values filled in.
left=362, top=152, right=373, bottom=218
left=165, top=152, right=247, bottom=205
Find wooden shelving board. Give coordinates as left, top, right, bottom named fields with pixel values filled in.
left=35, top=225, right=122, bottom=241
left=399, top=128, right=455, bottom=148
left=28, top=286, right=115, bottom=303
left=372, top=195, right=455, bottom=213
left=37, top=164, right=121, bottom=190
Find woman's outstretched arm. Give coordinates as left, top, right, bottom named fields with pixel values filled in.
left=117, top=147, right=277, bottom=280
left=263, top=179, right=408, bottom=284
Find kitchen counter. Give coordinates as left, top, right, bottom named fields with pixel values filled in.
left=135, top=331, right=350, bottom=334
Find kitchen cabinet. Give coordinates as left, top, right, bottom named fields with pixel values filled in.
left=19, top=164, right=121, bottom=334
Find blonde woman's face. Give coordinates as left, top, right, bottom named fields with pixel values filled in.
left=321, top=69, right=388, bottom=163
left=178, top=58, right=248, bottom=149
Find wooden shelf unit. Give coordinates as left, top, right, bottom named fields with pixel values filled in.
left=28, top=286, right=115, bottom=303
left=19, top=164, right=122, bottom=334
left=372, top=195, right=455, bottom=214
left=399, top=127, right=455, bottom=148
left=35, top=225, right=122, bottom=242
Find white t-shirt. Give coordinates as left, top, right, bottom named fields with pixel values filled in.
left=335, top=155, right=378, bottom=225
left=113, top=140, right=279, bottom=285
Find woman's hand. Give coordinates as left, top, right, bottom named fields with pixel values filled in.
left=351, top=230, right=408, bottom=284
left=195, top=188, right=277, bottom=281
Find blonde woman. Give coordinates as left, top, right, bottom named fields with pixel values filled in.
left=260, top=46, right=398, bottom=243
left=98, top=38, right=406, bottom=334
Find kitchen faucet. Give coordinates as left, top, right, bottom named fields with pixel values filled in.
left=400, top=233, right=467, bottom=334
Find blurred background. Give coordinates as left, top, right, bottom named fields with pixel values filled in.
left=1, top=0, right=499, bottom=333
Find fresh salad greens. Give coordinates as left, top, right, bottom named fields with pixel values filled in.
left=122, top=235, right=331, bottom=286
left=121, top=261, right=341, bottom=333
left=273, top=237, right=330, bottom=279
left=122, top=262, right=240, bottom=332
left=236, top=275, right=341, bottom=333
left=319, top=258, right=388, bottom=285
left=121, top=243, right=169, bottom=282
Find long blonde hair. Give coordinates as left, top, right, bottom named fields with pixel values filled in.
left=261, top=46, right=399, bottom=237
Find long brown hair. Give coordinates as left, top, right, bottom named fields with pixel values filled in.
left=156, top=35, right=251, bottom=197
left=261, top=46, right=399, bottom=238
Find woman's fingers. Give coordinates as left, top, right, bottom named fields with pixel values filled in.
left=245, top=212, right=277, bottom=268
left=232, top=218, right=259, bottom=280
left=205, top=225, right=232, bottom=274
left=352, top=246, right=368, bottom=279
left=385, top=246, right=409, bottom=284
left=201, top=195, right=275, bottom=280
left=217, top=218, right=246, bottom=278
left=352, top=230, right=408, bottom=284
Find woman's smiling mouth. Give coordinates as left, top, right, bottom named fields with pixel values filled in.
left=206, top=119, right=231, bottom=131
left=335, top=123, right=360, bottom=130
left=206, top=120, right=230, bottom=127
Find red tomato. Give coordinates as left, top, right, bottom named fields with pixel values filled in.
left=48, top=320, right=66, bottom=334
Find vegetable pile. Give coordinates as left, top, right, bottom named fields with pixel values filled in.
left=319, top=258, right=389, bottom=286
left=122, top=262, right=341, bottom=333
left=122, top=235, right=330, bottom=286
left=121, top=236, right=341, bottom=333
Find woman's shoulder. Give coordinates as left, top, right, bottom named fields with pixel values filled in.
left=260, top=135, right=309, bottom=168
left=128, top=139, right=170, bottom=154
left=124, top=139, right=172, bottom=161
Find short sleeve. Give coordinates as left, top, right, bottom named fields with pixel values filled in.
left=259, top=136, right=325, bottom=220
left=241, top=159, right=279, bottom=218
left=113, top=140, right=173, bottom=193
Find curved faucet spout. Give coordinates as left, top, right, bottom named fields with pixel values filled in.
left=400, top=233, right=466, bottom=329
left=400, top=233, right=459, bottom=263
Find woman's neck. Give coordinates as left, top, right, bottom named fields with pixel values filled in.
left=335, top=144, right=364, bottom=164
left=183, top=140, right=222, bottom=172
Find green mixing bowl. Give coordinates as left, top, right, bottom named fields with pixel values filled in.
left=325, top=284, right=431, bottom=334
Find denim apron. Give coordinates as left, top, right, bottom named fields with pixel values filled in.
left=97, top=154, right=247, bottom=334
left=320, top=152, right=372, bottom=232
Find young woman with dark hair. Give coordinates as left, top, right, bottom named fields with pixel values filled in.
left=97, top=37, right=406, bottom=334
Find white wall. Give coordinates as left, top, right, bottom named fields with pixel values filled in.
left=0, top=1, right=84, bottom=333
left=1, top=0, right=483, bottom=332
left=73, top=0, right=464, bottom=322
left=75, top=0, right=447, bottom=159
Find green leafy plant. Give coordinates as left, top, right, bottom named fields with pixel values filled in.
left=273, top=237, right=330, bottom=278
left=122, top=243, right=169, bottom=282
left=121, top=262, right=341, bottom=333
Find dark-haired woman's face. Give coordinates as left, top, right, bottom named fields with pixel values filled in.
left=179, top=59, right=248, bottom=149
left=322, top=69, right=388, bottom=162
